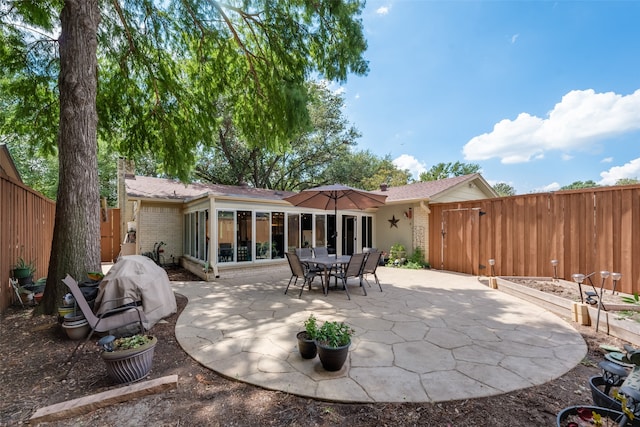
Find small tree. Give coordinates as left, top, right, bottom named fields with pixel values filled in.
left=419, top=162, right=480, bottom=182
left=493, top=182, right=516, bottom=196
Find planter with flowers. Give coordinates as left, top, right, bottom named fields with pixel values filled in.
left=99, top=334, right=157, bottom=383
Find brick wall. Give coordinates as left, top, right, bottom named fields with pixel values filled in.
left=138, top=203, right=183, bottom=265
left=413, top=204, right=429, bottom=262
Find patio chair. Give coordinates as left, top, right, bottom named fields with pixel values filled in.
left=10, top=278, right=24, bottom=307
left=284, top=253, right=324, bottom=298
left=295, top=247, right=313, bottom=258
left=360, top=251, right=383, bottom=292
left=62, top=274, right=148, bottom=375
left=313, top=247, right=329, bottom=258
left=329, top=252, right=367, bottom=300
left=296, top=247, right=324, bottom=276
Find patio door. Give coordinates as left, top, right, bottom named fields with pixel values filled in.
left=342, top=215, right=357, bottom=255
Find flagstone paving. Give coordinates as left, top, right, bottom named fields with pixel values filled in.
left=172, top=266, right=586, bottom=403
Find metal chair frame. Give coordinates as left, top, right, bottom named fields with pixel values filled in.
left=329, top=253, right=367, bottom=300
left=285, top=253, right=324, bottom=298
left=360, top=251, right=383, bottom=292
left=62, top=274, right=147, bottom=376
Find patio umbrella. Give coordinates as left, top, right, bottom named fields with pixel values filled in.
left=284, top=184, right=387, bottom=253
left=284, top=183, right=387, bottom=214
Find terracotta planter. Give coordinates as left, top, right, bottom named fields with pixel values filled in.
left=296, top=331, right=317, bottom=359
left=316, top=340, right=350, bottom=371
left=101, top=336, right=157, bottom=383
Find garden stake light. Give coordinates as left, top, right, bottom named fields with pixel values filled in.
left=612, top=272, right=622, bottom=295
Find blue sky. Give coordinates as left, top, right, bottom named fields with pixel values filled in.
left=338, top=1, right=640, bottom=194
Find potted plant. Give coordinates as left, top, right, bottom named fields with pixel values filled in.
left=315, top=319, right=354, bottom=371
left=297, top=314, right=319, bottom=359
left=99, top=334, right=157, bottom=383
left=12, top=256, right=36, bottom=284
left=389, top=243, right=406, bottom=266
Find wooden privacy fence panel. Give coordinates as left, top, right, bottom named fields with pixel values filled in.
left=100, top=208, right=121, bottom=263
left=1, top=176, right=55, bottom=313
left=429, top=185, right=640, bottom=295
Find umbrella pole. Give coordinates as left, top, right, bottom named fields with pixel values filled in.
left=335, top=201, right=338, bottom=258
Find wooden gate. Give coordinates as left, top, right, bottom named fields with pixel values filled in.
left=100, top=208, right=121, bottom=263
left=441, top=208, right=481, bottom=275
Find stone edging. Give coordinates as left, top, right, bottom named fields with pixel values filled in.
left=494, top=276, right=640, bottom=346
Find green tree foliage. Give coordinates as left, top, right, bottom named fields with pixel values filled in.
left=1, top=0, right=369, bottom=314
left=419, top=161, right=480, bottom=181
left=6, top=141, right=59, bottom=200
left=560, top=180, right=599, bottom=190
left=322, top=151, right=411, bottom=191
left=493, top=182, right=516, bottom=197
left=194, top=81, right=359, bottom=190
left=615, top=178, right=639, bottom=185
left=194, top=81, right=411, bottom=191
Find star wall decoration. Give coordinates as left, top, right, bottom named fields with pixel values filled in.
left=388, top=215, right=399, bottom=228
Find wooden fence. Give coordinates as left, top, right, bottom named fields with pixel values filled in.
left=1, top=176, right=56, bottom=313
left=100, top=208, right=121, bottom=263
left=428, top=185, right=640, bottom=295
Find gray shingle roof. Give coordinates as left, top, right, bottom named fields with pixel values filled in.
left=371, top=173, right=490, bottom=202
left=125, top=175, right=295, bottom=201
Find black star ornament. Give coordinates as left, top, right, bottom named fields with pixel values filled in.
left=388, top=215, right=399, bottom=228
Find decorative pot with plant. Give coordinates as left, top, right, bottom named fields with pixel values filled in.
left=12, top=256, right=36, bottom=284
left=297, top=314, right=319, bottom=359
left=315, top=319, right=354, bottom=371
left=99, top=334, right=157, bottom=383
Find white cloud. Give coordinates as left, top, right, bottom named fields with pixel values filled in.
left=561, top=153, right=573, bottom=161
left=536, top=182, right=561, bottom=192
left=463, top=89, right=640, bottom=164
left=598, top=157, right=640, bottom=185
left=601, top=157, right=613, bottom=163
left=393, top=154, right=426, bottom=179
left=511, top=34, right=519, bottom=44
left=376, top=6, right=390, bottom=15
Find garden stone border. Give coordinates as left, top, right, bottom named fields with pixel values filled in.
left=495, top=276, right=640, bottom=346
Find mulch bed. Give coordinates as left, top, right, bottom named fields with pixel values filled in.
left=0, top=269, right=635, bottom=426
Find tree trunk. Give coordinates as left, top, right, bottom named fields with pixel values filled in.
left=40, top=0, right=101, bottom=315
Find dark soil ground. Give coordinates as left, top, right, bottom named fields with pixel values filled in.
left=0, top=270, right=635, bottom=426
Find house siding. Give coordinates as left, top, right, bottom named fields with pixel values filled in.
left=138, top=202, right=183, bottom=265
left=376, top=205, right=413, bottom=257
left=435, top=185, right=489, bottom=203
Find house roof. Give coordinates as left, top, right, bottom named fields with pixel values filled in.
left=371, top=173, right=497, bottom=203
left=125, top=175, right=295, bottom=202
left=0, top=144, right=22, bottom=182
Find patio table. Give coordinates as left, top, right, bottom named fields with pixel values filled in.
left=300, top=255, right=351, bottom=297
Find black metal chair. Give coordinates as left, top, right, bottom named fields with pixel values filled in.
left=285, top=253, right=324, bottom=298
left=360, top=251, right=383, bottom=292
left=329, top=253, right=367, bottom=300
